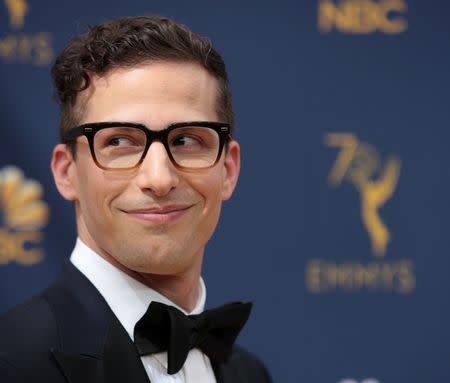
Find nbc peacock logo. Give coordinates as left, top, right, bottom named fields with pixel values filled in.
left=0, top=165, right=49, bottom=265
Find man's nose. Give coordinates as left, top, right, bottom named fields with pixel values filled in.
left=135, top=141, right=179, bottom=197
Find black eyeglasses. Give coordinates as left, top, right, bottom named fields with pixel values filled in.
left=63, top=121, right=232, bottom=171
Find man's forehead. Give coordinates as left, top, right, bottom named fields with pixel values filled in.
left=75, top=61, right=219, bottom=124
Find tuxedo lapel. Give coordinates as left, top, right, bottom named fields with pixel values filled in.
left=213, top=363, right=234, bottom=383
left=45, top=262, right=150, bottom=383
left=50, top=319, right=150, bottom=383
left=102, top=315, right=151, bottom=383
left=212, top=360, right=248, bottom=383
left=50, top=349, right=101, bottom=383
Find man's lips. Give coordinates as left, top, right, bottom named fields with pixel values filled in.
left=123, top=205, right=194, bottom=224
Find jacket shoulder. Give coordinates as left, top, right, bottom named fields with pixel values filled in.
left=0, top=292, right=65, bottom=382
left=0, top=292, right=59, bottom=360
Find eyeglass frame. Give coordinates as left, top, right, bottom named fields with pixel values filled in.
left=63, top=121, right=232, bottom=171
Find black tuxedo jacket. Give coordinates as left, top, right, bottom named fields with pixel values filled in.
left=0, top=262, right=272, bottom=383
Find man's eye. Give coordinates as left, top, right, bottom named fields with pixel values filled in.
left=108, top=137, right=136, bottom=147
left=172, top=135, right=202, bottom=147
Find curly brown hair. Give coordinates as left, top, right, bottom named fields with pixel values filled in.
left=52, top=15, right=234, bottom=149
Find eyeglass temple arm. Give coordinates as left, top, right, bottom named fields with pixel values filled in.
left=63, top=126, right=86, bottom=140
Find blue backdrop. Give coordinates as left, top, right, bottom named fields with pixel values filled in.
left=1, top=1, right=449, bottom=382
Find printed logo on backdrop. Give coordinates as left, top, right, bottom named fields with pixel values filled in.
left=0, top=0, right=54, bottom=65
left=0, top=166, right=49, bottom=265
left=305, top=133, right=415, bottom=294
left=318, top=0, right=408, bottom=34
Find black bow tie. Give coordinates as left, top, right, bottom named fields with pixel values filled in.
left=133, top=301, right=252, bottom=375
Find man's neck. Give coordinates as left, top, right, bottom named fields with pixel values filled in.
left=87, top=243, right=202, bottom=313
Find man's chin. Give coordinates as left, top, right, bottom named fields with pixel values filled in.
left=125, top=262, right=193, bottom=281
left=114, top=247, right=187, bottom=273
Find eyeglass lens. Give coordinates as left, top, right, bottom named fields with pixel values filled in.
left=93, top=126, right=220, bottom=169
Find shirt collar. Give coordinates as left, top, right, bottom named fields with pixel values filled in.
left=70, top=237, right=206, bottom=341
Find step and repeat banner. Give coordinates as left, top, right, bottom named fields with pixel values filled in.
left=1, top=1, right=449, bottom=382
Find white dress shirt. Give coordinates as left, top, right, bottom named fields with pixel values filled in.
left=70, top=238, right=217, bottom=383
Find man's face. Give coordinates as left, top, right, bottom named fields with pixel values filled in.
left=52, top=62, right=240, bottom=277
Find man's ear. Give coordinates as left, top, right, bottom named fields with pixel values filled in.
left=221, top=140, right=240, bottom=201
left=51, top=144, right=78, bottom=201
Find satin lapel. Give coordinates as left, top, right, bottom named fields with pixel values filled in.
left=102, top=315, right=151, bottom=383
left=212, top=360, right=248, bottom=383
left=45, top=261, right=150, bottom=383
left=51, top=349, right=101, bottom=383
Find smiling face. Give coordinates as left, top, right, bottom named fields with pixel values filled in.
left=52, top=61, right=240, bottom=280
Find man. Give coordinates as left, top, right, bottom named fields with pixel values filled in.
left=0, top=16, right=272, bottom=383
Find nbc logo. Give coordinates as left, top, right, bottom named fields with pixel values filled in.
left=0, top=166, right=49, bottom=265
